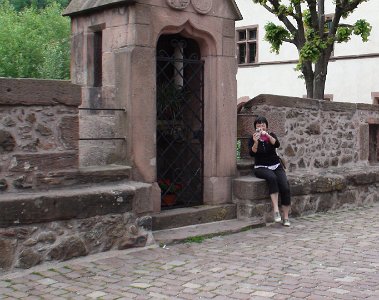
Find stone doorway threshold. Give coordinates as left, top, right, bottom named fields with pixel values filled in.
left=153, top=218, right=264, bottom=246
left=152, top=204, right=264, bottom=245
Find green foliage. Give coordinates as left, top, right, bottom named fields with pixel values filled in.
left=236, top=139, right=241, bottom=160
left=264, top=22, right=290, bottom=53
left=303, top=10, right=311, bottom=27
left=252, top=0, right=268, bottom=5
left=5, top=0, right=70, bottom=11
left=336, top=19, right=371, bottom=43
left=184, top=236, right=206, bottom=243
left=0, top=0, right=70, bottom=79
left=297, top=34, right=328, bottom=69
left=336, top=26, right=353, bottom=42
left=353, top=19, right=372, bottom=42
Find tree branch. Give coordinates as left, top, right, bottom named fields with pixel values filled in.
left=306, top=0, right=319, bottom=32
left=317, top=0, right=325, bottom=36
left=266, top=0, right=297, bottom=36
left=283, top=38, right=295, bottom=44
left=342, top=0, right=366, bottom=13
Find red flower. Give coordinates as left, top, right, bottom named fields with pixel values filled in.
left=158, top=179, right=183, bottom=194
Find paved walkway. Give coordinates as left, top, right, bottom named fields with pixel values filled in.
left=1, top=203, right=379, bottom=299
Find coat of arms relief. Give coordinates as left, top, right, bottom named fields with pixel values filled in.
left=167, top=0, right=213, bottom=14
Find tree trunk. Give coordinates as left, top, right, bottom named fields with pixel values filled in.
left=313, top=74, right=326, bottom=100
left=305, top=78, right=314, bottom=98
left=313, top=54, right=329, bottom=100
left=302, top=60, right=314, bottom=98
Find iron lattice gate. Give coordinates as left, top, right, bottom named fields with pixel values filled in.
left=156, top=36, right=204, bottom=209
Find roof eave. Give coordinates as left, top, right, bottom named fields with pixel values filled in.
left=231, top=0, right=243, bottom=21
left=63, top=0, right=136, bottom=17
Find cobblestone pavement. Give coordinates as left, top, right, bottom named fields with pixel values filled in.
left=1, top=203, right=379, bottom=300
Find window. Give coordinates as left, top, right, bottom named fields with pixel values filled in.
left=237, top=27, right=258, bottom=64
left=325, top=14, right=335, bottom=57
left=372, top=92, right=379, bottom=105
left=369, top=124, right=379, bottom=163
left=93, top=31, right=103, bottom=87
left=325, top=16, right=333, bottom=32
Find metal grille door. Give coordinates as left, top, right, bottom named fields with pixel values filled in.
left=156, top=35, right=204, bottom=209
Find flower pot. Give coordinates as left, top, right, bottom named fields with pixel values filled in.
left=162, top=194, right=176, bottom=206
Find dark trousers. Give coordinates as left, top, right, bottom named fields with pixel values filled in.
left=254, top=166, right=291, bottom=206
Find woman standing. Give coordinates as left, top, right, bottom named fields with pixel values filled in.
left=248, top=116, right=291, bottom=226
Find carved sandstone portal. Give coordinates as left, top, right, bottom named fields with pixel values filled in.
left=64, top=0, right=241, bottom=211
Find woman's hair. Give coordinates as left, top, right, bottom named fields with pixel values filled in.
left=254, top=116, right=268, bottom=129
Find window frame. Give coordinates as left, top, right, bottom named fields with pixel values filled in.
left=236, top=26, right=258, bottom=65
left=372, top=92, right=379, bottom=105
left=324, top=94, right=334, bottom=101
left=325, top=14, right=335, bottom=57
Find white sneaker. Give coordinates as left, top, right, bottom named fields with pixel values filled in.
left=282, top=219, right=290, bottom=227
left=274, top=211, right=282, bottom=223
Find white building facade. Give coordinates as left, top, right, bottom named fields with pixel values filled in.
left=235, top=0, right=379, bottom=104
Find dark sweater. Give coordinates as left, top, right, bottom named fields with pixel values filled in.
left=248, top=132, right=281, bottom=166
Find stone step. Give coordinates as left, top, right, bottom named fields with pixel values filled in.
left=0, top=180, right=150, bottom=227
left=152, top=204, right=237, bottom=231
left=78, top=165, right=132, bottom=184
left=233, top=175, right=268, bottom=200
left=153, top=218, right=265, bottom=245
left=236, top=158, right=254, bottom=176
left=34, top=164, right=131, bottom=191
left=233, top=175, right=272, bottom=223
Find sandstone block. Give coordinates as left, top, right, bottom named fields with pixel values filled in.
left=48, top=235, right=88, bottom=261
left=0, top=239, right=17, bottom=270
left=9, top=152, right=78, bottom=172
left=18, top=248, right=42, bottom=269
left=233, top=176, right=268, bottom=201
left=0, top=184, right=134, bottom=227
left=0, top=130, right=16, bottom=153
left=0, top=78, right=81, bottom=106
left=58, top=116, right=79, bottom=150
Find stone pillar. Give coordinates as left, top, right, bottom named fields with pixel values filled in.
left=115, top=46, right=156, bottom=182
left=203, top=55, right=237, bottom=205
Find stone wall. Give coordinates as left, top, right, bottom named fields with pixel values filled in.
left=233, top=165, right=379, bottom=222
left=238, top=94, right=379, bottom=171
left=0, top=78, right=154, bottom=272
left=0, top=209, right=152, bottom=271
left=0, top=78, right=81, bottom=192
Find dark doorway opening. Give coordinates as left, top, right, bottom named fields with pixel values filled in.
left=156, top=34, right=204, bottom=209
left=369, top=124, right=379, bottom=163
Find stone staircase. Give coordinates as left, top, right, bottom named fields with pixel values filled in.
left=0, top=165, right=154, bottom=272
left=151, top=159, right=266, bottom=245
left=0, top=165, right=140, bottom=226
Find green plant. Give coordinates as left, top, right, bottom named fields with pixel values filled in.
left=0, top=0, right=70, bottom=79
left=157, top=83, right=187, bottom=121
left=158, top=178, right=183, bottom=194
left=236, top=139, right=241, bottom=159
left=184, top=235, right=206, bottom=243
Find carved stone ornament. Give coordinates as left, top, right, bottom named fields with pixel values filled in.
left=191, top=0, right=213, bottom=14
left=166, top=0, right=190, bottom=10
